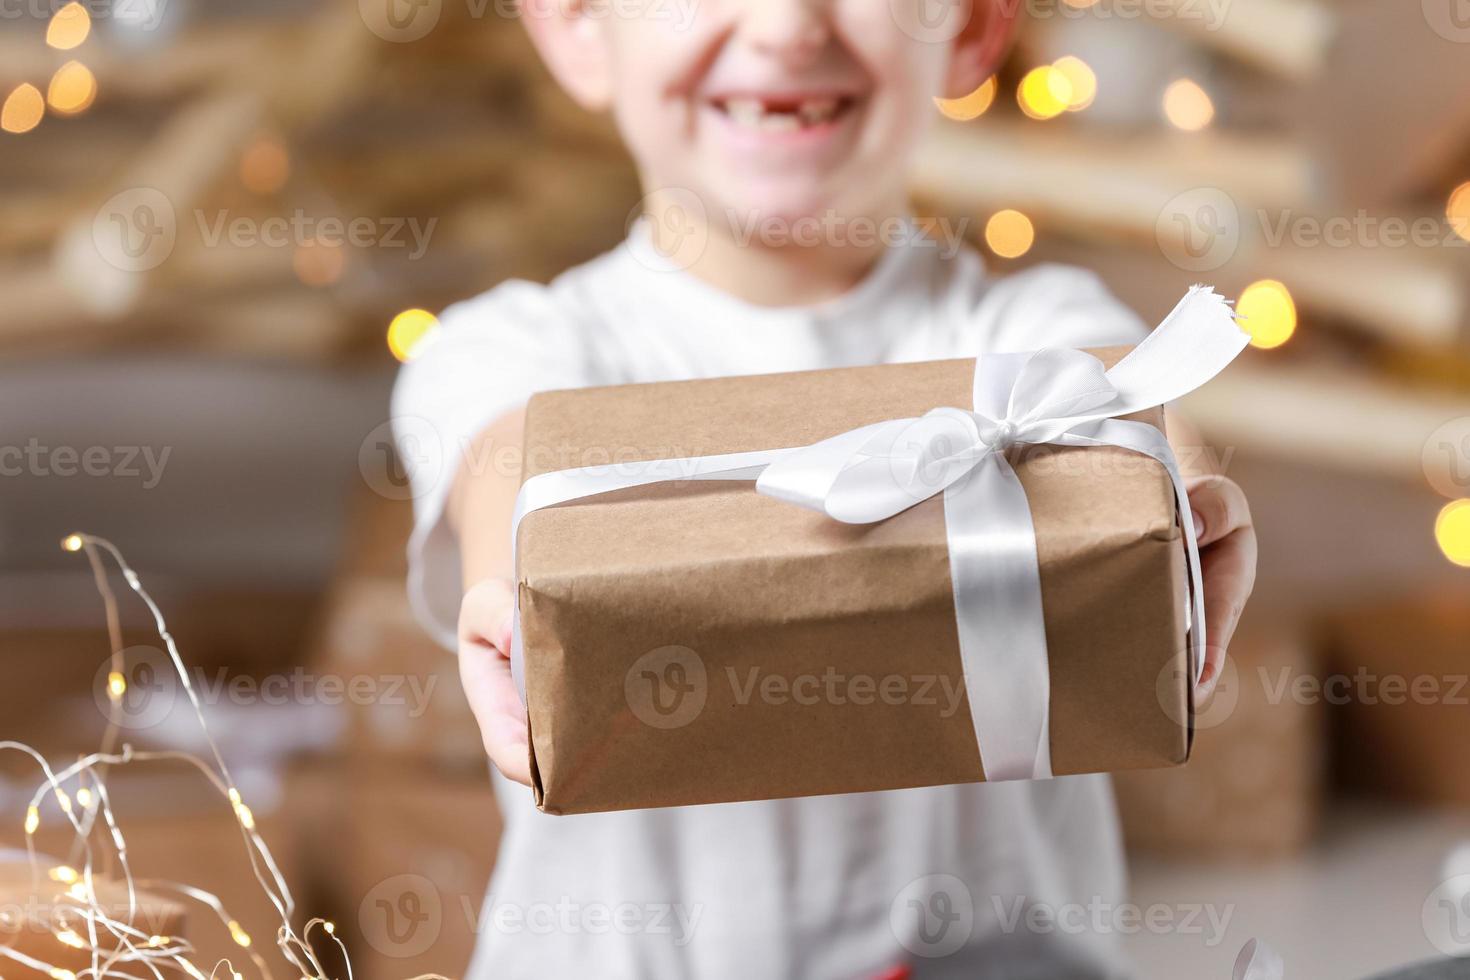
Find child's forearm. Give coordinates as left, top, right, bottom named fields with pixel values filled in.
left=450, top=406, right=527, bottom=587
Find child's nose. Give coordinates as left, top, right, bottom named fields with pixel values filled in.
left=739, top=0, right=830, bottom=67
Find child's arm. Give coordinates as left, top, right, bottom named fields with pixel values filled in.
left=1169, top=412, right=1257, bottom=703
left=450, top=407, right=536, bottom=786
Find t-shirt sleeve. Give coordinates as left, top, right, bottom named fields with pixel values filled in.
left=973, top=263, right=1150, bottom=351
left=390, top=280, right=594, bottom=649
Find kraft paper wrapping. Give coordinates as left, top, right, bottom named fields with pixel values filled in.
left=516, top=350, right=1192, bottom=814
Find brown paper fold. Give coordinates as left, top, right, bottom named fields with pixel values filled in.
left=516, top=350, right=1193, bottom=814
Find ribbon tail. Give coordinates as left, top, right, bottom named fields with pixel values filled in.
left=942, top=455, right=1053, bottom=782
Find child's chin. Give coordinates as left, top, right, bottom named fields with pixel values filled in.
left=716, top=179, right=849, bottom=231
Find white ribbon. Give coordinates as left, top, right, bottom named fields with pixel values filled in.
left=510, top=286, right=1249, bottom=782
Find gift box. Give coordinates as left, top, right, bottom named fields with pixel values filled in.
left=512, top=293, right=1245, bottom=813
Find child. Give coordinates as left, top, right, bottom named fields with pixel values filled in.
left=393, top=0, right=1257, bottom=975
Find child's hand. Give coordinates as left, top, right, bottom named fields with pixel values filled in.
left=1185, top=474, right=1257, bottom=703
left=458, top=577, right=533, bottom=786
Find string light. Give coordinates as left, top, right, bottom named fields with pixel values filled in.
left=1447, top=181, right=1470, bottom=244
left=934, top=76, right=997, bottom=121
left=1436, top=499, right=1470, bottom=567
left=54, top=928, right=86, bottom=949
left=25, top=804, right=41, bottom=834
left=74, top=787, right=93, bottom=807
left=984, top=209, right=1036, bottom=259
left=62, top=533, right=84, bottom=552
left=228, top=920, right=253, bottom=948
left=47, top=865, right=79, bottom=884
left=2, top=83, right=46, bottom=135
left=240, top=136, right=291, bottom=195
left=46, top=2, right=91, bottom=49
left=1163, top=78, right=1215, bottom=132
left=1018, top=66, right=1071, bottom=121
left=387, top=308, right=440, bottom=362
left=1052, top=56, right=1097, bottom=112
left=1236, top=279, right=1297, bottom=349
left=46, top=61, right=97, bottom=116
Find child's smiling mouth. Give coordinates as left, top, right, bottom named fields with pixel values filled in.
left=705, top=93, right=858, bottom=137
left=710, top=94, right=853, bottom=132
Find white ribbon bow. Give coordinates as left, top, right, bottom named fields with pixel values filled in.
left=511, top=286, right=1249, bottom=782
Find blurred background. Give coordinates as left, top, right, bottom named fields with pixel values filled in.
left=2, top=0, right=1469, bottom=977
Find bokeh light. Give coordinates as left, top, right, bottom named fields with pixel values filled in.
left=292, top=239, right=345, bottom=287
left=1018, top=67, right=1072, bottom=121
left=1163, top=78, right=1215, bottom=132
left=1447, top=181, right=1470, bottom=244
left=387, top=308, right=440, bottom=362
left=46, top=2, right=91, bottom=50
left=240, top=136, right=291, bottom=195
left=934, top=77, right=997, bottom=122
left=985, top=209, right=1035, bottom=259
left=2, top=84, right=46, bottom=134
left=1053, top=56, right=1097, bottom=112
left=1236, top=279, right=1297, bottom=349
left=47, top=61, right=97, bottom=116
left=1434, top=499, right=1470, bottom=568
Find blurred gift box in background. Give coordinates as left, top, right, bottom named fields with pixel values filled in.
left=2, top=1, right=1470, bottom=978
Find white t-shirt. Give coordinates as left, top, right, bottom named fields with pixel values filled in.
left=393, top=225, right=1148, bottom=979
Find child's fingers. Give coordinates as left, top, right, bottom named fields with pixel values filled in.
left=458, top=578, right=533, bottom=786
left=459, top=577, right=516, bottom=655
left=1186, top=474, right=1252, bottom=548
